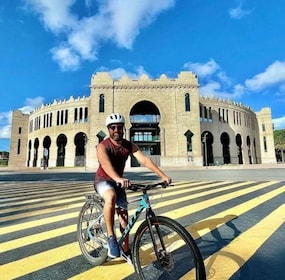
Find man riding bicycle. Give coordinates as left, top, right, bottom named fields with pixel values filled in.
left=94, top=113, right=171, bottom=261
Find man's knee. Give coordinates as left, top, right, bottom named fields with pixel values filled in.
left=103, top=189, right=116, bottom=205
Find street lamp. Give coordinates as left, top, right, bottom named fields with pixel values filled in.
left=83, top=134, right=89, bottom=171
left=203, top=132, right=208, bottom=167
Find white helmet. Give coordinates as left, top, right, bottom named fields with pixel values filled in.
left=105, top=113, right=125, bottom=127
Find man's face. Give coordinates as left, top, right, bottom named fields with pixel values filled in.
left=108, top=123, right=124, bottom=141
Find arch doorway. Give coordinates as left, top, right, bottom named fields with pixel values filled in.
left=202, top=132, right=214, bottom=166
left=246, top=136, right=252, bottom=164
left=43, top=136, right=51, bottom=169
left=130, top=101, right=161, bottom=166
left=33, top=138, right=39, bottom=167
left=74, top=132, right=88, bottom=167
left=56, top=134, right=67, bottom=167
left=221, top=132, right=231, bottom=164
left=236, top=134, right=243, bottom=164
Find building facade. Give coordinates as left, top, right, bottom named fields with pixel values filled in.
left=9, top=71, right=276, bottom=169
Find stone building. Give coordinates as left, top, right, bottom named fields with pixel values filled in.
left=9, top=71, right=276, bottom=169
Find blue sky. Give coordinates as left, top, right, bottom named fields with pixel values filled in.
left=1, top=0, right=285, bottom=152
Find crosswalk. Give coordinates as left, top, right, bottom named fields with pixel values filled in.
left=0, top=180, right=284, bottom=279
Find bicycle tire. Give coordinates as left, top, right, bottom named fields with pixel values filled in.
left=133, top=216, right=206, bottom=280
left=77, top=200, right=108, bottom=266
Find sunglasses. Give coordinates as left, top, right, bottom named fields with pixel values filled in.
left=108, top=125, right=124, bottom=131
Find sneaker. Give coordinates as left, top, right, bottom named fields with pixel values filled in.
left=107, top=235, right=120, bottom=258
left=121, top=249, right=133, bottom=265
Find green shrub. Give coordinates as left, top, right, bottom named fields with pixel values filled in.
left=0, top=159, right=8, bottom=166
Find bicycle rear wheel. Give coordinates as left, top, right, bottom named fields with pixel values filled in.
left=77, top=200, right=108, bottom=265
left=133, top=216, right=206, bottom=280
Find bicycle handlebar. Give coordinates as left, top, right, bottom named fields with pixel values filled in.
left=127, top=181, right=169, bottom=192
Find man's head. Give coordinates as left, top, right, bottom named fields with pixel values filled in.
left=106, top=113, right=125, bottom=141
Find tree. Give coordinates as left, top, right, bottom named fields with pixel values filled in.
left=274, top=129, right=285, bottom=150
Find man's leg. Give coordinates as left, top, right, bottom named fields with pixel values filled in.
left=117, top=207, right=129, bottom=252
left=102, top=189, right=117, bottom=236
left=96, top=182, right=120, bottom=258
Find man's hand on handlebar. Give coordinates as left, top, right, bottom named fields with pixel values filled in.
left=116, top=178, right=130, bottom=189
left=161, top=176, right=172, bottom=185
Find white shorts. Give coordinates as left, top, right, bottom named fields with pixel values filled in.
left=95, top=180, right=128, bottom=210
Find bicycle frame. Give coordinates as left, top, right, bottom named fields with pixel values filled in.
left=86, top=191, right=156, bottom=249
left=118, top=192, right=156, bottom=247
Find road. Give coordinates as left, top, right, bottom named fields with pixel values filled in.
left=0, top=166, right=284, bottom=279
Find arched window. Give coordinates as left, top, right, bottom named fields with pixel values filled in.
left=99, top=94, right=105, bottom=112
left=185, top=93, right=190, bottom=111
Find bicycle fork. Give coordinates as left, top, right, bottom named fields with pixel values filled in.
left=145, top=209, right=168, bottom=267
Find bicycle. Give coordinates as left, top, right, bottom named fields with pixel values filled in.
left=77, top=181, right=206, bottom=279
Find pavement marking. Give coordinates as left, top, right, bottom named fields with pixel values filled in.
left=0, top=197, right=84, bottom=215
left=0, top=243, right=82, bottom=280
left=68, top=259, right=135, bottom=280
left=1, top=224, right=76, bottom=252
left=1, top=181, right=283, bottom=280
left=162, top=181, right=279, bottom=219
left=1, top=211, right=79, bottom=234
left=188, top=184, right=285, bottom=238
left=0, top=202, right=84, bottom=223
left=202, top=203, right=285, bottom=280
left=69, top=185, right=285, bottom=280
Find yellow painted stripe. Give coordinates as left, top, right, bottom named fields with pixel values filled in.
left=0, top=181, right=195, bottom=215
left=0, top=202, right=84, bottom=223
left=202, top=204, right=285, bottom=280
left=162, top=181, right=278, bottom=219
left=1, top=182, right=283, bottom=280
left=1, top=225, right=76, bottom=251
left=1, top=182, right=227, bottom=250
left=68, top=259, right=135, bottom=280
left=0, top=184, right=91, bottom=202
left=68, top=183, right=284, bottom=280
left=3, top=183, right=283, bottom=256
left=0, top=243, right=81, bottom=280
left=1, top=211, right=79, bottom=234
left=188, top=184, right=285, bottom=238
left=0, top=187, right=88, bottom=208
left=0, top=181, right=233, bottom=231
left=140, top=181, right=252, bottom=213
left=0, top=197, right=84, bottom=215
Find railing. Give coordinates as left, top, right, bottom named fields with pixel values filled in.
left=131, top=135, right=160, bottom=142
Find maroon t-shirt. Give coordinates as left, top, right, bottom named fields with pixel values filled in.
left=95, top=138, right=132, bottom=182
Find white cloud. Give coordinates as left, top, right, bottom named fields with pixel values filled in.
left=105, top=0, right=175, bottom=48
left=183, top=59, right=247, bottom=100
left=23, top=0, right=77, bottom=33
left=0, top=97, right=44, bottom=140
left=0, top=111, right=12, bottom=139
left=50, top=44, right=81, bottom=71
left=23, top=0, right=176, bottom=71
left=245, top=61, right=285, bottom=91
left=23, top=96, right=45, bottom=110
left=183, top=58, right=220, bottom=78
left=273, top=116, right=285, bottom=130
left=184, top=58, right=285, bottom=104
left=97, top=65, right=149, bottom=80
left=229, top=1, right=251, bottom=20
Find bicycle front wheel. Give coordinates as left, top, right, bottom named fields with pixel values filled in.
left=77, top=201, right=108, bottom=266
left=133, top=216, right=206, bottom=280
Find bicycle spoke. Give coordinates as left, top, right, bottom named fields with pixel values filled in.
left=133, top=216, right=205, bottom=280
left=77, top=201, right=108, bottom=265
